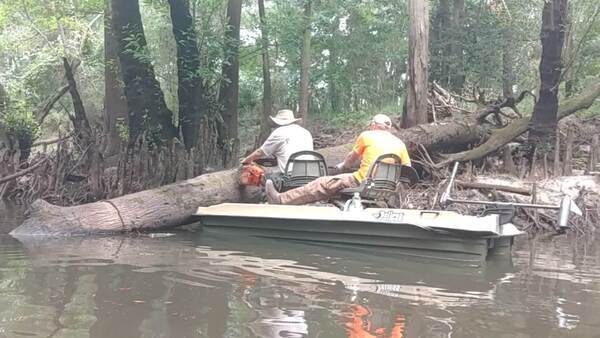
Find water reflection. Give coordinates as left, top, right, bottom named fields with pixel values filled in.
left=345, top=305, right=405, bottom=338
left=0, top=229, right=599, bottom=337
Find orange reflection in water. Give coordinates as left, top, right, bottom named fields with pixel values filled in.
left=345, top=305, right=405, bottom=338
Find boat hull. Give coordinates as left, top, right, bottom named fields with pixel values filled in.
left=195, top=204, right=522, bottom=262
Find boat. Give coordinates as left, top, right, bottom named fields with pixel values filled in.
left=195, top=156, right=580, bottom=262
left=195, top=202, right=523, bottom=262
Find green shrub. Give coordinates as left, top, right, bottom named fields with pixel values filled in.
left=0, top=102, right=40, bottom=140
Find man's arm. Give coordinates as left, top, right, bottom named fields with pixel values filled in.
left=242, top=130, right=281, bottom=164
left=241, top=148, right=267, bottom=164
left=399, top=145, right=411, bottom=166
left=337, top=151, right=360, bottom=170
left=337, top=132, right=365, bottom=170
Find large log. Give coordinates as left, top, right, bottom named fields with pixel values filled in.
left=319, top=118, right=487, bottom=165
left=10, top=169, right=246, bottom=236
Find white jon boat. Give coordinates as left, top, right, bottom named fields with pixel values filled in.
left=195, top=160, right=580, bottom=262
left=195, top=202, right=523, bottom=262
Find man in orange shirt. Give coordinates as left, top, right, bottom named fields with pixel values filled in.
left=265, top=114, right=411, bottom=205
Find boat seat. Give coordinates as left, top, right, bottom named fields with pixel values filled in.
left=339, top=153, right=418, bottom=205
left=279, top=151, right=328, bottom=192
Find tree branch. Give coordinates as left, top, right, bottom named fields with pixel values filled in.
left=0, top=158, right=47, bottom=185
left=35, top=85, right=70, bottom=124
left=439, top=81, right=600, bottom=165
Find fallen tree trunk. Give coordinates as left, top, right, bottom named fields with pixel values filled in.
left=11, top=84, right=598, bottom=236
left=439, top=81, right=600, bottom=165
left=10, top=169, right=247, bottom=236
left=319, top=117, right=487, bottom=165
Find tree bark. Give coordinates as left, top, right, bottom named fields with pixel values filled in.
left=403, top=0, right=429, bottom=128
left=529, top=0, right=567, bottom=153
left=431, top=0, right=450, bottom=87
left=257, top=0, right=273, bottom=146
left=110, top=0, right=177, bottom=146
left=297, top=0, right=312, bottom=120
left=328, top=16, right=340, bottom=113
left=104, top=0, right=128, bottom=156
left=449, top=0, right=465, bottom=92
left=218, top=0, right=242, bottom=167
left=63, top=58, right=104, bottom=198
left=168, top=0, right=205, bottom=151
left=562, top=2, right=575, bottom=98
left=0, top=82, right=7, bottom=114
left=0, top=82, right=9, bottom=150
left=501, top=28, right=514, bottom=99
left=10, top=169, right=244, bottom=236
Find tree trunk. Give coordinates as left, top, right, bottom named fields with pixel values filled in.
left=169, top=0, right=205, bottom=151
left=403, top=0, right=430, bottom=128
left=257, top=0, right=273, bottom=146
left=104, top=0, right=128, bottom=156
left=63, top=58, right=104, bottom=198
left=431, top=0, right=450, bottom=87
left=328, top=16, right=340, bottom=114
left=449, top=0, right=465, bottom=92
left=0, top=82, right=9, bottom=151
left=0, top=82, right=7, bottom=114
left=11, top=82, right=598, bottom=236
left=529, top=0, right=567, bottom=154
left=218, top=0, right=242, bottom=167
left=297, top=0, right=312, bottom=120
left=110, top=0, right=177, bottom=146
left=501, top=28, right=514, bottom=99
left=562, top=2, right=575, bottom=98
left=10, top=169, right=245, bottom=236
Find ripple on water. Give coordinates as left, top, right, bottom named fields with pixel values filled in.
left=0, top=231, right=599, bottom=337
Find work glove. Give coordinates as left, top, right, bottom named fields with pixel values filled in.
left=334, top=162, right=345, bottom=170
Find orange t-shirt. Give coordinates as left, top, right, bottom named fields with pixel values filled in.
left=351, top=130, right=411, bottom=182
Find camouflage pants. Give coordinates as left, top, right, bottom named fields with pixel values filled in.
left=278, top=173, right=359, bottom=205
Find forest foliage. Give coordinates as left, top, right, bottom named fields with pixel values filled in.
left=0, top=0, right=598, bottom=152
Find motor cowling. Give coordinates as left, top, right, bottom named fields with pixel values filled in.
left=239, top=163, right=265, bottom=187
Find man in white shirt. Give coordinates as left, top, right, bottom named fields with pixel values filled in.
left=242, top=109, right=313, bottom=173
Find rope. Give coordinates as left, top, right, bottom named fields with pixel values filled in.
left=102, top=200, right=126, bottom=230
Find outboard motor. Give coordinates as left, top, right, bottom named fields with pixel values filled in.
left=441, top=162, right=583, bottom=233
left=558, top=196, right=582, bottom=230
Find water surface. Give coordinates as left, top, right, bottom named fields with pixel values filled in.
left=1, top=202, right=599, bottom=337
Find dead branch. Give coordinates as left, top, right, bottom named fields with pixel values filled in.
left=34, top=61, right=80, bottom=124
left=455, top=180, right=531, bottom=195
left=35, top=85, right=70, bottom=124
left=0, top=158, right=47, bottom=185
left=31, top=133, right=73, bottom=148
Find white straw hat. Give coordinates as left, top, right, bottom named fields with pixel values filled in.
left=270, top=109, right=302, bottom=126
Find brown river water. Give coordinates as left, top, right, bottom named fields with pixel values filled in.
left=1, top=201, right=600, bottom=338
